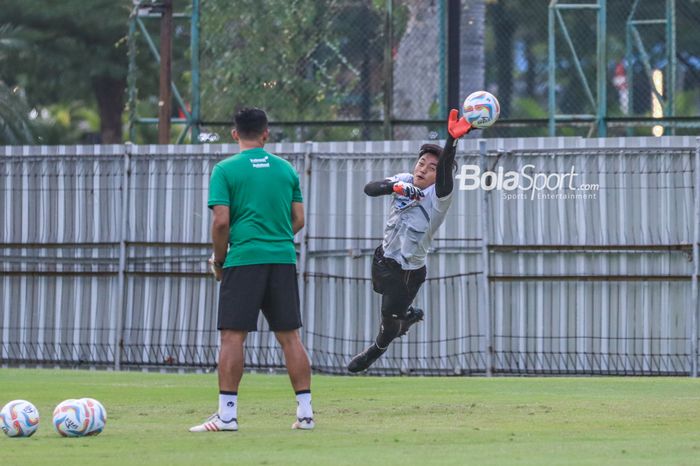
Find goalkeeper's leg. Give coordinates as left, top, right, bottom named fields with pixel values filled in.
left=347, top=292, right=407, bottom=373
left=348, top=251, right=427, bottom=373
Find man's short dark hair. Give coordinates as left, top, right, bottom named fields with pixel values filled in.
left=419, top=143, right=443, bottom=158
left=234, top=107, right=268, bottom=139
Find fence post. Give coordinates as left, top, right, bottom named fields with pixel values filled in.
left=478, top=139, right=493, bottom=376
left=190, top=0, right=201, bottom=143
left=596, top=0, right=607, bottom=137
left=692, top=136, right=700, bottom=377
left=298, top=142, right=313, bottom=355
left=114, top=143, right=132, bottom=370
left=547, top=2, right=556, bottom=136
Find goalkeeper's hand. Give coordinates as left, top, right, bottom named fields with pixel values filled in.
left=393, top=181, right=425, bottom=200
left=208, top=252, right=223, bottom=282
left=448, top=108, right=473, bottom=139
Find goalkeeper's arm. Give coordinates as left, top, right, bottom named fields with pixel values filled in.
left=364, top=179, right=395, bottom=196
left=435, top=109, right=473, bottom=198
left=365, top=179, right=424, bottom=200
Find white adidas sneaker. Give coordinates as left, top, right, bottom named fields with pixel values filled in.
left=189, top=413, right=238, bottom=432
left=291, top=417, right=315, bottom=430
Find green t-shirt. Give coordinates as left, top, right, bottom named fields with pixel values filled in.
left=208, top=147, right=303, bottom=266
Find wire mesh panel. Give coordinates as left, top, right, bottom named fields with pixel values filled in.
left=0, top=146, right=124, bottom=365
left=487, top=148, right=694, bottom=244
left=304, top=144, right=486, bottom=374
left=1, top=138, right=699, bottom=375
left=491, top=280, right=691, bottom=375
left=483, top=137, right=696, bottom=374
left=1, top=274, right=118, bottom=366
left=119, top=144, right=306, bottom=368
left=306, top=271, right=483, bottom=375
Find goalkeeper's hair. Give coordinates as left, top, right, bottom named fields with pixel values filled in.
left=418, top=143, right=458, bottom=172
left=234, top=107, right=268, bottom=139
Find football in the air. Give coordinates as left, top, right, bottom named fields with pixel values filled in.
left=462, top=91, right=500, bottom=128
left=0, top=399, right=40, bottom=437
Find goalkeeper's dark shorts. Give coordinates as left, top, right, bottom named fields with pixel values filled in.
left=217, top=264, right=302, bottom=332
left=371, top=246, right=426, bottom=319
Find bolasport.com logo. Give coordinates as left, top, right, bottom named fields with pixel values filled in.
left=455, top=164, right=600, bottom=200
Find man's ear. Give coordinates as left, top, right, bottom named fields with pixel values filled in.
left=231, top=129, right=239, bottom=142
left=261, top=128, right=269, bottom=143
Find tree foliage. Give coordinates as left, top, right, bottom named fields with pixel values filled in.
left=201, top=0, right=385, bottom=139
left=0, top=0, right=132, bottom=143
left=0, top=81, right=33, bottom=144
left=1, top=0, right=697, bottom=143
left=0, top=24, right=33, bottom=144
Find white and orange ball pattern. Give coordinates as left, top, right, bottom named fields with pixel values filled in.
left=80, top=398, right=107, bottom=436
left=1, top=400, right=40, bottom=437
left=53, top=399, right=90, bottom=437
left=463, top=91, right=500, bottom=129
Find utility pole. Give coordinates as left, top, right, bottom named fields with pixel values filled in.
left=158, top=0, right=173, bottom=144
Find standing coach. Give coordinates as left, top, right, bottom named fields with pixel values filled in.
left=190, top=107, right=314, bottom=432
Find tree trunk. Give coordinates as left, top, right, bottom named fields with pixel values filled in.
left=392, top=0, right=440, bottom=139
left=460, top=0, right=486, bottom=96
left=92, top=76, right=125, bottom=144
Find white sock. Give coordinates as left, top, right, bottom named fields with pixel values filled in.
left=295, top=390, right=313, bottom=419
left=218, top=391, right=237, bottom=422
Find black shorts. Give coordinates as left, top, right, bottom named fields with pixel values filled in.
left=371, top=246, right=426, bottom=319
left=217, top=264, right=302, bottom=332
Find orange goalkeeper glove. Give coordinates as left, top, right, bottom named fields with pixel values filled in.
left=448, top=108, right=472, bottom=139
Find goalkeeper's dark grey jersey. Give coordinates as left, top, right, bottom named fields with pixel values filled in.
left=382, top=173, right=454, bottom=270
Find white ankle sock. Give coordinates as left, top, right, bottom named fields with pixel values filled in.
left=295, top=390, right=313, bottom=419
left=218, top=391, right=237, bottom=422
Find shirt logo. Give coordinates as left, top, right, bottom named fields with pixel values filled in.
left=250, top=156, right=270, bottom=168
left=395, top=197, right=419, bottom=211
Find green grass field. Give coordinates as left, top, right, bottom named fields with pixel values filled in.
left=2, top=369, right=700, bottom=465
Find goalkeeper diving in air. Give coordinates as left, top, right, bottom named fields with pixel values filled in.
left=348, top=109, right=474, bottom=372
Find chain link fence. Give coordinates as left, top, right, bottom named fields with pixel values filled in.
left=185, top=0, right=700, bottom=141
